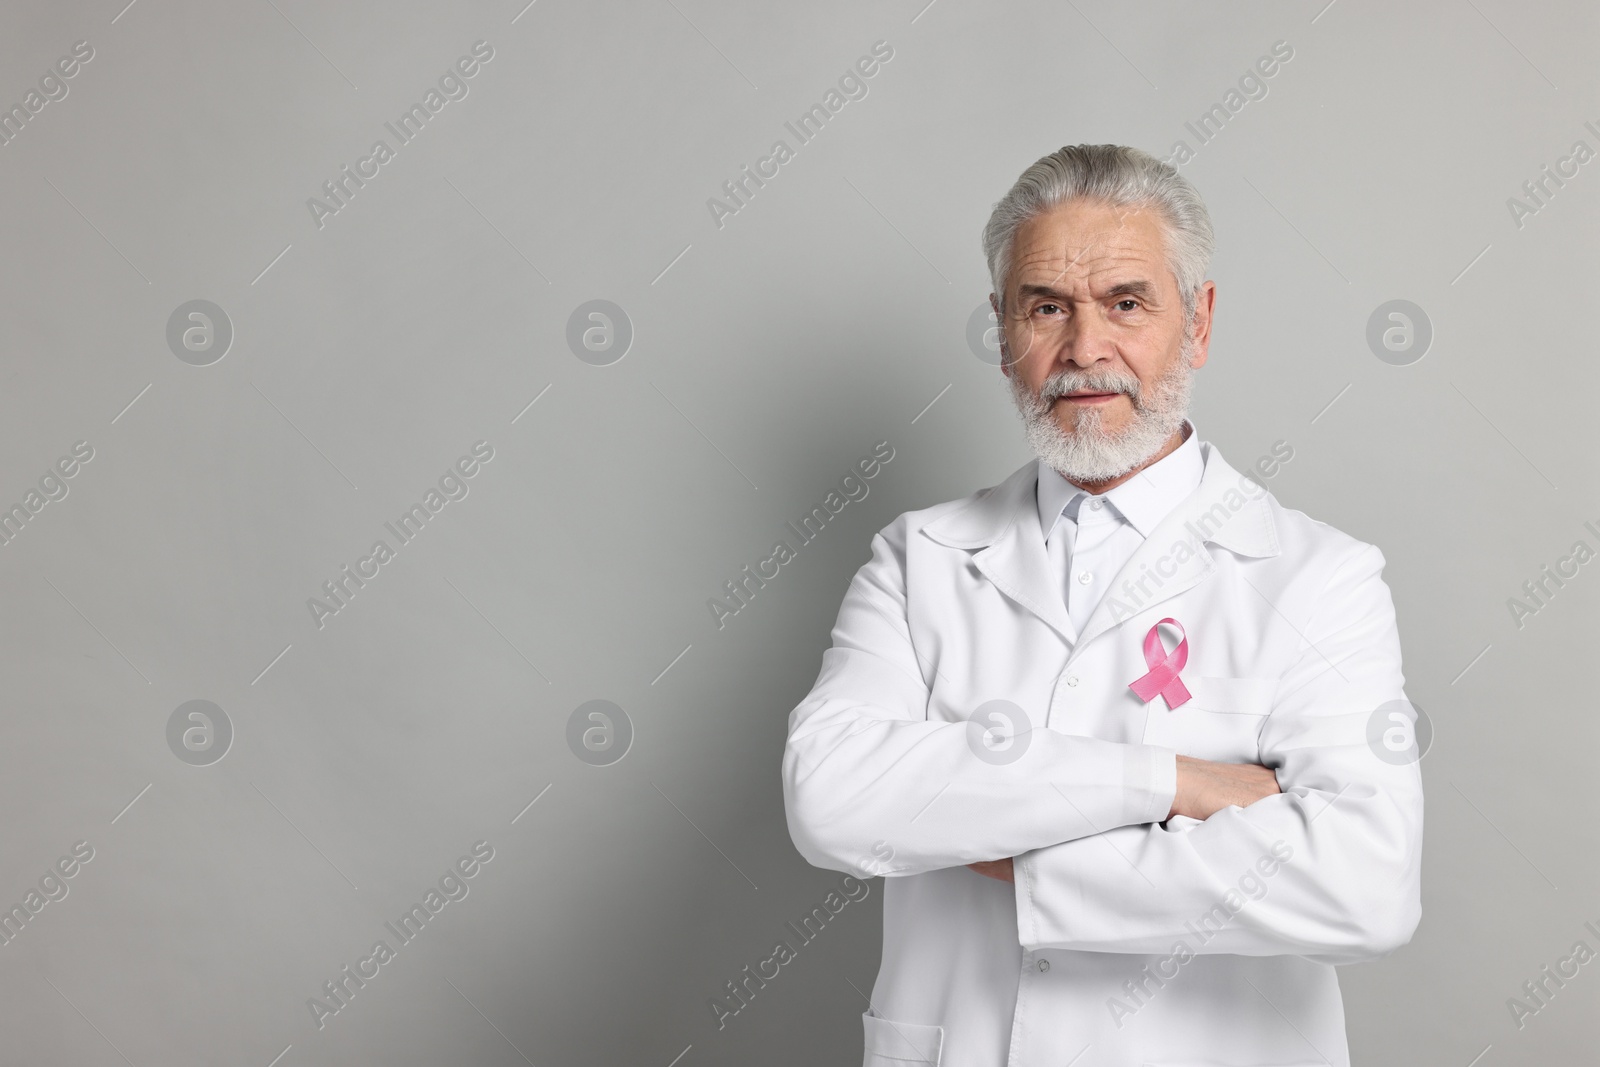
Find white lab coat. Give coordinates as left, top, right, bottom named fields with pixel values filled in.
left=782, top=441, right=1424, bottom=1067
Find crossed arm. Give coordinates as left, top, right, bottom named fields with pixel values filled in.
left=782, top=528, right=1424, bottom=963
left=964, top=756, right=1283, bottom=884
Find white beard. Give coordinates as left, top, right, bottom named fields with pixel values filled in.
left=1008, top=339, right=1195, bottom=483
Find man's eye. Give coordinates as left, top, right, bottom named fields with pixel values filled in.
left=1035, top=303, right=1061, bottom=315
left=1114, top=299, right=1139, bottom=311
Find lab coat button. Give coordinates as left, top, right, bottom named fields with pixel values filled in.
left=1037, top=959, right=1050, bottom=972
left=1065, top=675, right=1079, bottom=687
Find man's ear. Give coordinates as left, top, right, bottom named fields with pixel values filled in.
left=1187, top=281, right=1216, bottom=369
left=989, top=292, right=1011, bottom=377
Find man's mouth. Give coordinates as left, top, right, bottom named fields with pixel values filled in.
left=1058, top=390, right=1123, bottom=404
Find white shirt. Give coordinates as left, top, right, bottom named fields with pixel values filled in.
left=1037, top=419, right=1204, bottom=643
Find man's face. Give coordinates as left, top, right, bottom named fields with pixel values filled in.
left=995, top=198, right=1215, bottom=481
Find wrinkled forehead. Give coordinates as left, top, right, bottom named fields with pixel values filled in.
left=1007, top=201, right=1172, bottom=293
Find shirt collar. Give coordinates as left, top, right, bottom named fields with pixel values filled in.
left=1036, top=419, right=1204, bottom=542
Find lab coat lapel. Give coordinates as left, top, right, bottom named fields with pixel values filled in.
left=1071, top=520, right=1214, bottom=652
left=920, top=445, right=1280, bottom=653
left=1072, top=442, right=1281, bottom=652
left=922, top=461, right=1077, bottom=646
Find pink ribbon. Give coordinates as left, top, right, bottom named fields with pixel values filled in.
left=1129, top=617, right=1191, bottom=710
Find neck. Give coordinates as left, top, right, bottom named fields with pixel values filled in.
left=1065, top=422, right=1190, bottom=494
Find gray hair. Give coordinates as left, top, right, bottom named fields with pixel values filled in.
left=982, top=144, right=1214, bottom=325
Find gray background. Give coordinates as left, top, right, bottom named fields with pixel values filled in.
left=0, top=0, right=1594, bottom=1063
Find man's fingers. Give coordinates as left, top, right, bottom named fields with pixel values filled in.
left=1173, top=758, right=1283, bottom=820
left=966, top=859, right=1015, bottom=883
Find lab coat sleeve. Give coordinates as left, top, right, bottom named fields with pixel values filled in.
left=1012, top=543, right=1424, bottom=965
left=783, top=516, right=1178, bottom=879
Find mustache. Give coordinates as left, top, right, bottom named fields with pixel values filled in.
left=1035, top=368, right=1142, bottom=405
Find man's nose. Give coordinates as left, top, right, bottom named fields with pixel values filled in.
left=1055, top=307, right=1116, bottom=366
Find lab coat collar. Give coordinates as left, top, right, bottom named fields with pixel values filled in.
left=922, top=436, right=1280, bottom=649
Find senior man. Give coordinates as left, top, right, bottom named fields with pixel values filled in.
left=781, top=144, right=1423, bottom=1067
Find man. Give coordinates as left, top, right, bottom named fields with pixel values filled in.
left=781, top=144, right=1423, bottom=1067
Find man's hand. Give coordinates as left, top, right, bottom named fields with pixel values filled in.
left=1169, top=755, right=1281, bottom=821
left=966, top=858, right=1015, bottom=883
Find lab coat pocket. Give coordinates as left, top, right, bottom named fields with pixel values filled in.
left=1142, top=675, right=1275, bottom=763
left=861, top=1010, right=944, bottom=1065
